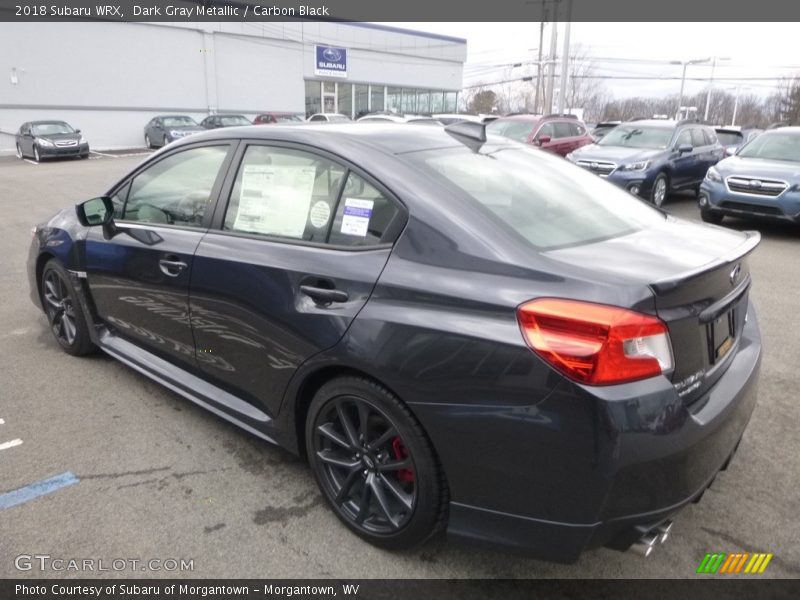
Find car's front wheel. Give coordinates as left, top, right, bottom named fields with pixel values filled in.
left=306, top=376, right=448, bottom=550
left=15, top=144, right=23, bottom=159
left=162, top=135, right=169, bottom=147
left=145, top=134, right=152, bottom=149
left=40, top=260, right=96, bottom=356
left=650, top=173, right=668, bottom=207
left=33, top=146, right=41, bottom=163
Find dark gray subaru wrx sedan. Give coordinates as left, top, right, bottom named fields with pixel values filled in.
left=27, top=122, right=761, bottom=562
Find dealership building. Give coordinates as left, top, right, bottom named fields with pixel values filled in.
left=0, top=20, right=466, bottom=152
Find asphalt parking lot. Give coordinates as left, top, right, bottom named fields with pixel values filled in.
left=1, top=153, right=798, bottom=579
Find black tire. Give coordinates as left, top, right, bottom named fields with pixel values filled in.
left=650, top=172, right=668, bottom=207
left=145, top=134, right=152, bottom=149
left=162, top=135, right=169, bottom=148
left=701, top=209, right=724, bottom=225
left=306, top=376, right=448, bottom=550
left=33, top=146, right=41, bottom=163
left=40, top=260, right=97, bottom=356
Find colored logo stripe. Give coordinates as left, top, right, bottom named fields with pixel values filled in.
left=697, top=552, right=773, bottom=574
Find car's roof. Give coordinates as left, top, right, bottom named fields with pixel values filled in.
left=215, top=114, right=249, bottom=117
left=30, top=120, right=70, bottom=125
left=624, top=119, right=679, bottom=128
left=172, top=122, right=514, bottom=156
left=494, top=115, right=542, bottom=123
left=156, top=114, right=193, bottom=119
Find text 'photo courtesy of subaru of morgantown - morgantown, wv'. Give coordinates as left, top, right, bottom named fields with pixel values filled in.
left=28, top=121, right=762, bottom=562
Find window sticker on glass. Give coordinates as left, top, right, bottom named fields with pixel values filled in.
left=340, top=198, right=374, bottom=237
left=234, top=164, right=316, bottom=238
left=309, top=200, right=331, bottom=228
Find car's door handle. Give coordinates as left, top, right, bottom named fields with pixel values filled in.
left=158, top=257, right=188, bottom=277
left=299, top=285, right=349, bottom=304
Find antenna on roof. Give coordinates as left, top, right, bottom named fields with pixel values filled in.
left=444, top=121, right=487, bottom=144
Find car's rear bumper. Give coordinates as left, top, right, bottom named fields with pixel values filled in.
left=700, top=180, right=800, bottom=223
left=432, top=302, right=761, bottom=562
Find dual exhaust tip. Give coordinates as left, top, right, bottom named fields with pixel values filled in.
left=629, top=521, right=673, bottom=558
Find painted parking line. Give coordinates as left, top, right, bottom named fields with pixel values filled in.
left=0, top=418, right=4, bottom=425
left=23, top=159, right=38, bottom=166
left=0, top=472, right=79, bottom=510
left=0, top=439, right=23, bottom=451
left=89, top=150, right=119, bottom=158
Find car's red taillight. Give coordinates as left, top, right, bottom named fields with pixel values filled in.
left=517, top=298, right=673, bottom=386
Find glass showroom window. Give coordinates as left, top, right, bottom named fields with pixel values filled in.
left=371, top=85, right=385, bottom=113
left=338, top=83, right=353, bottom=118
left=444, top=92, right=458, bottom=113
left=387, top=87, right=402, bottom=113
left=355, top=85, right=369, bottom=118
left=305, top=81, right=321, bottom=117
left=417, top=90, right=431, bottom=114
left=402, top=89, right=417, bottom=114
left=431, top=91, right=444, bottom=113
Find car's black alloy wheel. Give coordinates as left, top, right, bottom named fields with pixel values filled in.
left=40, top=260, right=96, bottom=356
left=307, top=377, right=447, bottom=549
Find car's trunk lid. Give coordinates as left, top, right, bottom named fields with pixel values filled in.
left=544, top=216, right=760, bottom=404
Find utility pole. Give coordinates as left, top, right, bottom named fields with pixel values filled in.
left=556, top=0, right=572, bottom=114
left=534, top=3, right=546, bottom=114
left=704, top=56, right=729, bottom=122
left=544, top=2, right=559, bottom=115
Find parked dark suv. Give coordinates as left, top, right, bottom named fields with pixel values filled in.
left=486, top=114, right=594, bottom=157
left=567, top=119, right=724, bottom=206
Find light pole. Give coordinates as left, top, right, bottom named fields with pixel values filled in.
left=671, top=58, right=709, bottom=120
left=704, top=56, right=730, bottom=122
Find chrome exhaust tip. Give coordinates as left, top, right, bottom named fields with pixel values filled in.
left=656, top=521, right=673, bottom=544
left=630, top=532, right=660, bottom=558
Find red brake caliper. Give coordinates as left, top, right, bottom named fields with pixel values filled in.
left=391, top=436, right=414, bottom=482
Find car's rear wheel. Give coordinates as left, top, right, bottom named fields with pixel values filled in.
left=145, top=134, right=152, bottom=149
left=33, top=146, right=41, bottom=163
left=701, top=209, right=724, bottom=225
left=40, top=260, right=96, bottom=356
left=650, top=173, right=668, bottom=207
left=306, top=376, right=447, bottom=550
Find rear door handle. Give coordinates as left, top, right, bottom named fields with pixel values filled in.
left=299, top=285, right=349, bottom=304
left=158, top=256, right=188, bottom=277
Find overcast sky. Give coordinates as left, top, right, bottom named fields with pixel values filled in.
left=383, top=23, right=800, bottom=100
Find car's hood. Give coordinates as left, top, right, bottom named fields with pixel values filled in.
left=570, top=144, right=662, bottom=164
left=36, top=132, right=81, bottom=142
left=544, top=214, right=753, bottom=283
left=715, top=155, right=800, bottom=181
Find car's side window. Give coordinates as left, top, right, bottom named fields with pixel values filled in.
left=691, top=128, right=706, bottom=147
left=704, top=129, right=718, bottom=145
left=223, top=146, right=346, bottom=243
left=122, top=146, right=228, bottom=227
left=537, top=122, right=555, bottom=140
left=327, top=173, right=401, bottom=247
left=552, top=122, right=573, bottom=139
left=572, top=123, right=586, bottom=136
left=675, top=129, right=692, bottom=148
left=310, top=115, right=326, bottom=122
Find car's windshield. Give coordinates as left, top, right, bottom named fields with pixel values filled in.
left=737, top=132, right=800, bottom=162
left=406, top=145, right=664, bottom=251
left=598, top=125, right=673, bottom=149
left=32, top=122, right=74, bottom=135
left=162, top=116, right=197, bottom=127
left=276, top=115, right=302, bottom=123
left=220, top=116, right=251, bottom=126
left=716, top=131, right=744, bottom=146
left=486, top=119, right=536, bottom=143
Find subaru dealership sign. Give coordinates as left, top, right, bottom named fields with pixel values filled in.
left=315, top=46, right=348, bottom=78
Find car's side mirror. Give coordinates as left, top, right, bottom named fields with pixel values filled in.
left=536, top=135, right=552, bottom=146
left=677, top=144, right=693, bottom=154
left=75, top=129, right=81, bottom=134
left=76, top=196, right=114, bottom=227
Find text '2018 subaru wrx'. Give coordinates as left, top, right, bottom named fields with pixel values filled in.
left=28, top=122, right=761, bottom=562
